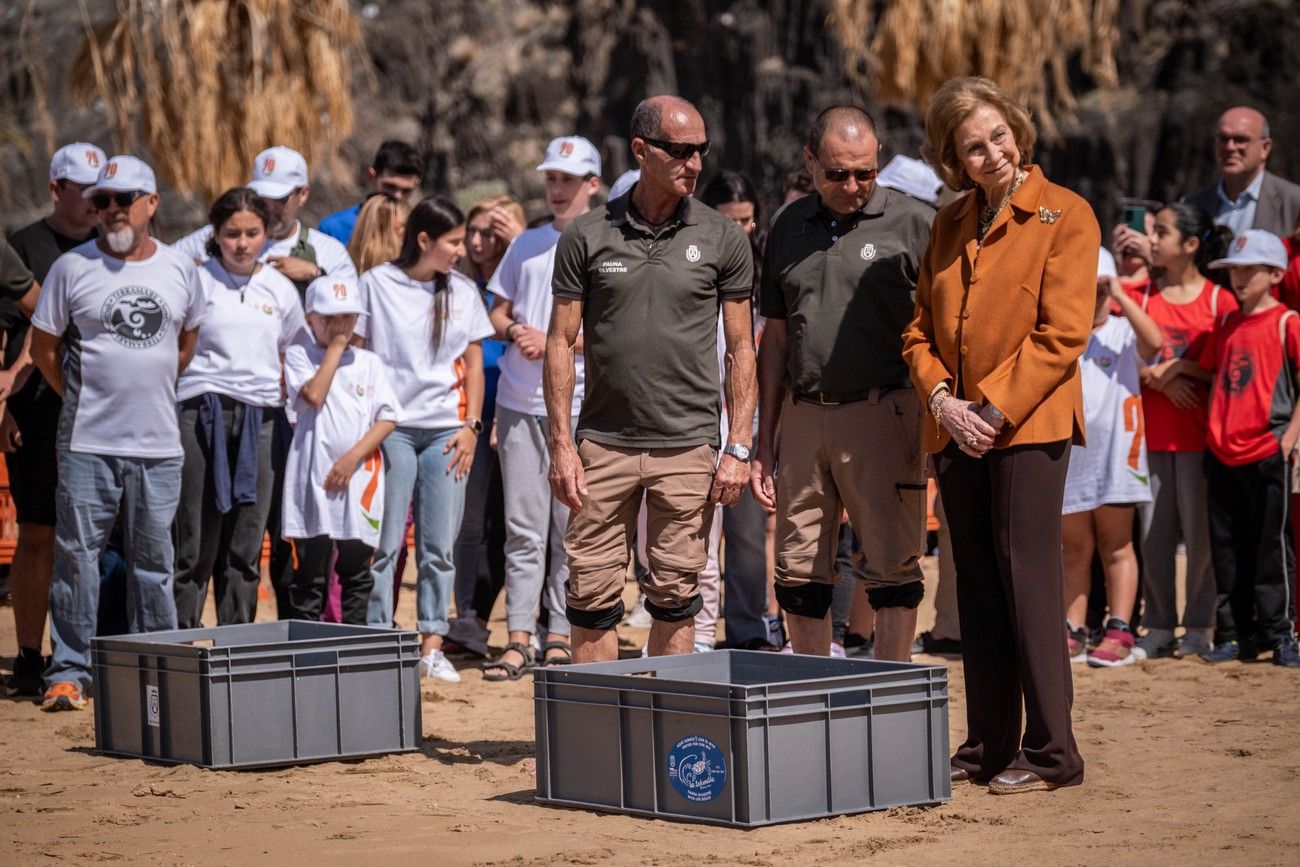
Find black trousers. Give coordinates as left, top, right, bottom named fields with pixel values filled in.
left=935, top=440, right=1084, bottom=787
left=265, top=410, right=296, bottom=619
left=1204, top=451, right=1296, bottom=647
left=290, top=536, right=375, bottom=625
left=173, top=400, right=276, bottom=628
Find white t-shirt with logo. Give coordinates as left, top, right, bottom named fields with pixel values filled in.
left=32, top=239, right=206, bottom=459
left=172, top=222, right=357, bottom=281
left=282, top=343, right=403, bottom=546
left=358, top=262, right=495, bottom=429
left=488, top=224, right=584, bottom=416
left=177, top=260, right=307, bottom=406
left=1063, top=316, right=1153, bottom=514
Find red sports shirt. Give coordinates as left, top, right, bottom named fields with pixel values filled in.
left=1130, top=279, right=1237, bottom=452
left=1200, top=303, right=1300, bottom=466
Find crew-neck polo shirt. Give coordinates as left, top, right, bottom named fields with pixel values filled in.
left=552, top=190, right=753, bottom=448
left=760, top=185, right=933, bottom=395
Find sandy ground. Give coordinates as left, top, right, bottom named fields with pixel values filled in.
left=1, top=556, right=1297, bottom=866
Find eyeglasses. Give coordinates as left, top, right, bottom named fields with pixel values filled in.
left=820, top=166, right=879, bottom=183
left=641, top=137, right=711, bottom=160
left=89, top=190, right=147, bottom=210
left=1215, top=134, right=1265, bottom=147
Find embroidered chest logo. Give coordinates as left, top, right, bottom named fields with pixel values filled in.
left=355, top=384, right=367, bottom=397
left=685, top=244, right=701, bottom=263
left=1097, top=354, right=1115, bottom=370
left=597, top=260, right=628, bottom=274
left=1039, top=206, right=1061, bottom=224
left=860, top=243, right=876, bottom=260
left=101, top=286, right=170, bottom=348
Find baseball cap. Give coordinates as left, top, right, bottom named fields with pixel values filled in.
left=83, top=155, right=157, bottom=197
left=50, top=143, right=107, bottom=184
left=609, top=169, right=640, bottom=201
left=1208, top=229, right=1288, bottom=271
left=1097, top=247, right=1117, bottom=280
left=305, top=275, right=366, bottom=316
left=248, top=146, right=309, bottom=199
left=537, top=136, right=601, bottom=178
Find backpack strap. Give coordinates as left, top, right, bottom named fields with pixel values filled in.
left=1280, top=309, right=1298, bottom=398
left=286, top=223, right=318, bottom=299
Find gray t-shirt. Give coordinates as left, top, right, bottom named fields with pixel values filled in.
left=32, top=239, right=206, bottom=458
left=552, top=193, right=753, bottom=448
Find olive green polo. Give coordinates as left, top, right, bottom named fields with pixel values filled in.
left=552, top=191, right=753, bottom=448
left=760, top=185, right=933, bottom=395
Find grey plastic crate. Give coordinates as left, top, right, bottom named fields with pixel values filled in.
left=92, top=621, right=421, bottom=769
left=534, top=650, right=949, bottom=827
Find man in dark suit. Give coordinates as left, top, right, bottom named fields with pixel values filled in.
left=1184, top=107, right=1300, bottom=238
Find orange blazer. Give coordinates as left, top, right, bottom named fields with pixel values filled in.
left=902, top=166, right=1100, bottom=453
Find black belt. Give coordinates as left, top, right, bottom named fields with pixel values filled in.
left=792, top=382, right=911, bottom=406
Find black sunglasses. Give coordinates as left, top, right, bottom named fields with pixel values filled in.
left=642, top=137, right=711, bottom=160
left=89, top=190, right=147, bottom=210
left=820, top=167, right=879, bottom=183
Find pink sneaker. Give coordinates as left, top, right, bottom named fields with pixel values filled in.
left=1088, top=625, right=1136, bottom=668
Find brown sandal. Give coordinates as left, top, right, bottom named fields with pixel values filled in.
left=481, top=641, right=535, bottom=681
left=542, top=640, right=572, bottom=666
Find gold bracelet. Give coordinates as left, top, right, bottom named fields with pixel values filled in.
left=929, top=388, right=951, bottom=429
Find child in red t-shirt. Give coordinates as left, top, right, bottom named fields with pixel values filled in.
left=1128, top=203, right=1236, bottom=660
left=1173, top=230, right=1300, bottom=667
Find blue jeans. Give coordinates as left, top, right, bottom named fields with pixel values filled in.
left=367, top=427, right=468, bottom=635
left=46, top=451, right=182, bottom=689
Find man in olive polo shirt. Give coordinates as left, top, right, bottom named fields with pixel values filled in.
left=752, top=106, right=933, bottom=662
left=545, top=95, right=758, bottom=663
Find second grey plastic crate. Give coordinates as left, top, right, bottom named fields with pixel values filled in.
left=534, top=650, right=949, bottom=827
left=92, top=621, right=421, bottom=769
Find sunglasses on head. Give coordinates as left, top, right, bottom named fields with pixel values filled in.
left=642, top=137, right=711, bottom=160
left=820, top=167, right=878, bottom=183
left=89, top=190, right=147, bottom=210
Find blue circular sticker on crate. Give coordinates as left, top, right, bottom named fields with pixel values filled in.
left=667, top=735, right=727, bottom=803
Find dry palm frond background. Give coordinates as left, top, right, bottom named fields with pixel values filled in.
left=68, top=0, right=364, bottom=202
left=2, top=0, right=1296, bottom=231
left=828, top=0, right=1121, bottom=139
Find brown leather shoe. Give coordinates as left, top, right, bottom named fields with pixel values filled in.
left=950, top=766, right=971, bottom=784
left=988, top=769, right=1059, bottom=795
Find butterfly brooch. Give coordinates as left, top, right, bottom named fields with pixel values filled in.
left=1039, top=206, right=1061, bottom=224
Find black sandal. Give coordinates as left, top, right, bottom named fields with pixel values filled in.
left=481, top=641, right=536, bottom=681
left=541, top=640, right=573, bottom=666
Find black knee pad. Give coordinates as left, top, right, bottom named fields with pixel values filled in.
left=867, top=580, right=925, bottom=610
left=775, top=582, right=835, bottom=619
left=644, top=594, right=703, bottom=623
left=566, top=600, right=625, bottom=631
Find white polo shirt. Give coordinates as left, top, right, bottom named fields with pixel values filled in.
left=32, top=239, right=206, bottom=458
left=282, top=343, right=403, bottom=545
left=488, top=223, right=585, bottom=416
left=358, top=262, right=495, bottom=429
left=177, top=260, right=307, bottom=406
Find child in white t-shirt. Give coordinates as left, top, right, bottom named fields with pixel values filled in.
left=1061, top=249, right=1163, bottom=668
left=283, top=276, right=402, bottom=624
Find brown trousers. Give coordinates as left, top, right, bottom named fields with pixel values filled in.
left=934, top=439, right=1084, bottom=786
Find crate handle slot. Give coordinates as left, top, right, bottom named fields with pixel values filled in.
left=625, top=670, right=658, bottom=678
left=295, top=650, right=338, bottom=668
left=185, top=639, right=216, bottom=648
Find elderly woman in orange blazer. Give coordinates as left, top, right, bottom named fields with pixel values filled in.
left=902, top=76, right=1098, bottom=796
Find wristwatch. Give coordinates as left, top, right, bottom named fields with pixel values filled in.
left=722, top=443, right=752, bottom=462
left=464, top=418, right=484, bottom=435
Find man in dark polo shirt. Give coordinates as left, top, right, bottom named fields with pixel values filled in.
left=2, top=143, right=104, bottom=697
left=752, top=106, right=933, bottom=662
left=545, top=95, right=758, bottom=663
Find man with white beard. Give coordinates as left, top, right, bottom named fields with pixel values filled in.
left=30, top=155, right=206, bottom=711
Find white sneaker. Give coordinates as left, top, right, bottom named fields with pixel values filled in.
left=623, top=594, right=653, bottom=628
left=1133, top=628, right=1176, bottom=660
left=829, top=642, right=847, bottom=658
left=419, top=650, right=461, bottom=682
left=693, top=641, right=715, bottom=653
